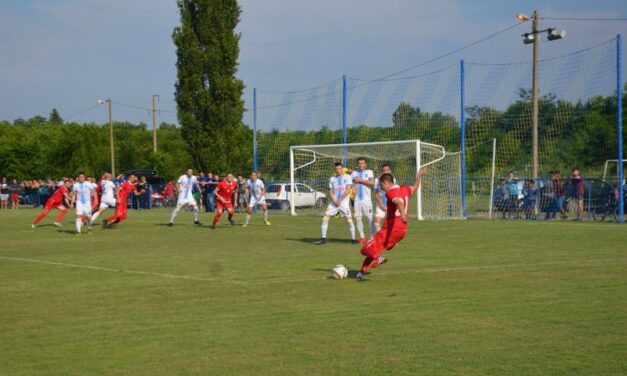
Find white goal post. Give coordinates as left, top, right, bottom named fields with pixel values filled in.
left=288, top=140, right=463, bottom=220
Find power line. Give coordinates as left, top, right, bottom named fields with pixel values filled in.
left=64, top=103, right=101, bottom=120
left=541, top=16, right=627, bottom=21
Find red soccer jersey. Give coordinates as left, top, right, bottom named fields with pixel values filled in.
left=118, top=181, right=135, bottom=203
left=385, top=185, right=413, bottom=226
left=49, top=185, right=69, bottom=204
left=216, top=180, right=237, bottom=203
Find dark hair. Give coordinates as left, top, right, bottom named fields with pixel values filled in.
left=382, top=163, right=391, bottom=169
left=357, top=157, right=366, bottom=163
left=334, top=162, right=343, bottom=167
left=77, top=172, right=85, bottom=176
left=379, top=173, right=394, bottom=184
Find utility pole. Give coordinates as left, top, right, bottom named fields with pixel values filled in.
left=108, top=99, right=115, bottom=177
left=531, top=10, right=539, bottom=181
left=152, top=95, right=159, bottom=153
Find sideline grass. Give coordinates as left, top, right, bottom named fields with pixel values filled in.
left=1, top=209, right=625, bottom=375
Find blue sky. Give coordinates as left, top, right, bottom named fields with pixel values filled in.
left=0, top=0, right=625, bottom=126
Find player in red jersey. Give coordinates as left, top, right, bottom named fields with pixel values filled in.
left=211, top=173, right=239, bottom=229
left=356, top=168, right=426, bottom=280
left=31, top=179, right=72, bottom=228
left=103, top=174, right=137, bottom=228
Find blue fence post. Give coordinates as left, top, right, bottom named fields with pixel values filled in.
left=342, top=75, right=348, bottom=164
left=587, top=180, right=593, bottom=220
left=253, top=87, right=258, bottom=172
left=460, top=60, right=467, bottom=218
left=617, top=35, right=624, bottom=224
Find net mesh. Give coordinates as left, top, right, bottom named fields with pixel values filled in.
left=290, top=141, right=463, bottom=219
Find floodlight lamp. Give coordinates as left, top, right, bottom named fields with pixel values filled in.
left=547, top=29, right=566, bottom=41
left=522, top=33, right=534, bottom=45
left=97, top=99, right=106, bottom=104
left=516, top=13, right=529, bottom=22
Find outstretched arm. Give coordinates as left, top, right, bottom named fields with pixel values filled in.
left=410, top=167, right=427, bottom=194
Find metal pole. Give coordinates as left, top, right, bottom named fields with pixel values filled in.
left=152, top=95, right=159, bottom=153
left=253, top=88, right=258, bottom=171
left=617, top=34, right=624, bottom=223
left=460, top=59, right=467, bottom=217
left=531, top=10, right=540, bottom=181
left=108, top=99, right=115, bottom=177
left=342, top=75, right=347, bottom=164
left=489, top=138, right=497, bottom=219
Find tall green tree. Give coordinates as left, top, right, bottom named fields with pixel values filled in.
left=172, top=0, right=251, bottom=173
left=49, top=108, right=63, bottom=124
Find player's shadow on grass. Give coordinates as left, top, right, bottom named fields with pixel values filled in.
left=286, top=237, right=355, bottom=244
left=56, top=230, right=77, bottom=235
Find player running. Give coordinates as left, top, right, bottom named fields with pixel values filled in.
left=103, top=174, right=137, bottom=228
left=168, top=168, right=202, bottom=227
left=88, top=172, right=116, bottom=227
left=71, top=173, right=98, bottom=235
left=356, top=168, right=426, bottom=280
left=354, top=164, right=395, bottom=232
left=315, top=162, right=356, bottom=245
left=243, top=171, right=271, bottom=227
left=211, top=173, right=238, bottom=229
left=350, top=157, right=375, bottom=243
left=31, top=179, right=72, bottom=228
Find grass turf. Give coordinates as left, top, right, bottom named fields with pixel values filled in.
left=0, top=209, right=625, bottom=375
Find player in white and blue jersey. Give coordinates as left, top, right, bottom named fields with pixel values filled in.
left=168, top=168, right=201, bottom=226
left=350, top=157, right=375, bottom=244
left=89, top=172, right=117, bottom=228
left=354, top=164, right=395, bottom=232
left=71, top=173, right=97, bottom=234
left=244, top=171, right=270, bottom=226
left=315, top=162, right=356, bottom=245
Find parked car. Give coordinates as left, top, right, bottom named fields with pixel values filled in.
left=265, top=183, right=327, bottom=210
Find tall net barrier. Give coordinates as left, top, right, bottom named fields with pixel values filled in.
left=253, top=37, right=623, bottom=221
left=289, top=141, right=462, bottom=219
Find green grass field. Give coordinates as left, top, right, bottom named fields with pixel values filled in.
left=1, top=209, right=625, bottom=375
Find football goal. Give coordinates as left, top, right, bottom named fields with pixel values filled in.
left=289, top=140, right=463, bottom=220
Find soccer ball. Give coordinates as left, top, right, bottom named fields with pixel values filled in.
left=332, top=264, right=348, bottom=280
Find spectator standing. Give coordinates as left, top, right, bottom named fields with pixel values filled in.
left=0, top=177, right=9, bottom=209
left=198, top=171, right=210, bottom=211
left=505, top=171, right=520, bottom=219
left=206, top=173, right=220, bottom=212
left=553, top=171, right=566, bottom=219
left=133, top=177, right=147, bottom=210
left=10, top=178, right=21, bottom=209
left=570, top=168, right=585, bottom=220
left=237, top=175, right=248, bottom=213
left=163, top=180, right=176, bottom=208
left=522, top=180, right=536, bottom=220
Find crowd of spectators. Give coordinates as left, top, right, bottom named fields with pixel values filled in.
left=494, top=168, right=586, bottom=220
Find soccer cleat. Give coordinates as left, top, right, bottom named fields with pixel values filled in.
left=358, top=237, right=367, bottom=245
left=229, top=219, right=236, bottom=226
left=31, top=224, right=36, bottom=229
left=53, top=222, right=63, bottom=227
left=102, top=220, right=108, bottom=229
left=242, top=223, right=248, bottom=227
left=314, top=238, right=327, bottom=245
left=264, top=220, right=271, bottom=226
left=194, top=220, right=202, bottom=226
left=210, top=224, right=216, bottom=230
left=351, top=239, right=358, bottom=245
left=168, top=222, right=173, bottom=227
left=356, top=272, right=364, bottom=280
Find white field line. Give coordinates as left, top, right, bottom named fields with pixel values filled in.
left=0, top=256, right=625, bottom=286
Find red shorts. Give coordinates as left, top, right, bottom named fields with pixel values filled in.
left=10, top=193, right=19, bottom=203
left=45, top=200, right=64, bottom=211
left=217, top=200, right=233, bottom=210
left=361, top=223, right=407, bottom=259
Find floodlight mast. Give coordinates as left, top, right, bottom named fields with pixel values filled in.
left=98, top=98, right=115, bottom=176
left=516, top=10, right=565, bottom=182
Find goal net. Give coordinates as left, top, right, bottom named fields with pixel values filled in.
left=289, top=140, right=463, bottom=219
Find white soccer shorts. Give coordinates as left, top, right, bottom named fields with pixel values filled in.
left=99, top=197, right=116, bottom=209
left=248, top=196, right=267, bottom=208
left=324, top=201, right=352, bottom=218
left=176, top=196, right=198, bottom=208
left=353, top=200, right=373, bottom=218
left=76, top=202, right=92, bottom=217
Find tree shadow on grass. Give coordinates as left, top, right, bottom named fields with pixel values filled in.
left=286, top=237, right=355, bottom=244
